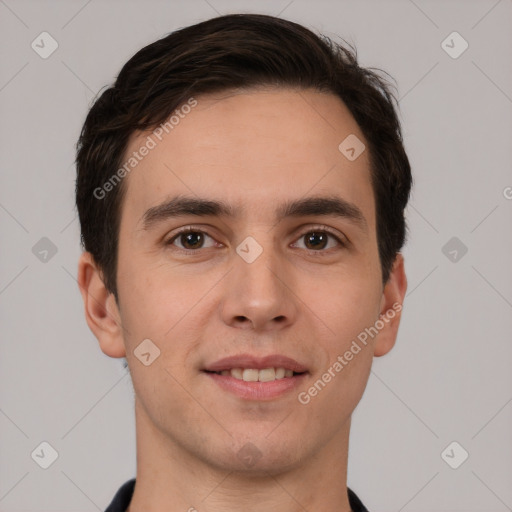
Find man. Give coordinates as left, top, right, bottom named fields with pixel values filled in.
left=75, top=13, right=411, bottom=512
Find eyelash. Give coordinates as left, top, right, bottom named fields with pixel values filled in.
left=165, top=225, right=347, bottom=254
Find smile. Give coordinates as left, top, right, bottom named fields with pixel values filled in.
left=202, top=369, right=308, bottom=400
left=205, top=367, right=304, bottom=382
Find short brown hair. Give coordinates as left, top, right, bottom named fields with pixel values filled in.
left=75, top=13, right=412, bottom=298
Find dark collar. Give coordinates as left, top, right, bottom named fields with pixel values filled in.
left=105, top=478, right=369, bottom=511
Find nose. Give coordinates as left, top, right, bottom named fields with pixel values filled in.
left=219, top=237, right=298, bottom=332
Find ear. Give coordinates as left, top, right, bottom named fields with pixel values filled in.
left=77, top=252, right=126, bottom=358
left=374, top=253, right=407, bottom=357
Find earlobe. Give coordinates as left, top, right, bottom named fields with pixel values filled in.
left=374, top=253, right=408, bottom=357
left=77, top=252, right=126, bottom=358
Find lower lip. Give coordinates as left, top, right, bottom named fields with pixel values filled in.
left=203, top=371, right=308, bottom=400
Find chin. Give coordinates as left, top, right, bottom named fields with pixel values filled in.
left=199, top=435, right=305, bottom=476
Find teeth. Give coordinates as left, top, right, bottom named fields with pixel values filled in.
left=258, top=368, right=275, bottom=382
left=242, top=369, right=260, bottom=382
left=231, top=368, right=243, bottom=379
left=217, top=367, right=299, bottom=381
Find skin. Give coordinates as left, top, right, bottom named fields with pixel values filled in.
left=78, top=87, right=407, bottom=512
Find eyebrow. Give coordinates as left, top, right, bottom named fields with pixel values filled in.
left=141, top=194, right=368, bottom=233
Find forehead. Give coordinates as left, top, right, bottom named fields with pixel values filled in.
left=119, top=87, right=375, bottom=231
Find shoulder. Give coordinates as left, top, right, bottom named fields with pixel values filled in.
left=104, top=478, right=136, bottom=512
left=348, top=487, right=370, bottom=512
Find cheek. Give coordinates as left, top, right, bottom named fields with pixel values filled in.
left=116, top=258, right=215, bottom=366
left=307, top=272, right=381, bottom=341
left=301, top=285, right=379, bottom=413
left=117, top=254, right=181, bottom=326
left=306, top=280, right=380, bottom=400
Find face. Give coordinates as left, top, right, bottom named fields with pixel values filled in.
left=79, top=87, right=406, bottom=475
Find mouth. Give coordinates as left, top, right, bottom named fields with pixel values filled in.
left=201, top=354, right=309, bottom=400
left=203, top=367, right=306, bottom=382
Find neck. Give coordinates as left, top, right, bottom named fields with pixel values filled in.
left=127, top=399, right=353, bottom=512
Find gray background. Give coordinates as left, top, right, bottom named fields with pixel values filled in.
left=1, top=0, right=511, bottom=510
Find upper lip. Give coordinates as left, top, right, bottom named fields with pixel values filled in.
left=203, top=354, right=309, bottom=373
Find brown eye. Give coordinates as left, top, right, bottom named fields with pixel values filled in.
left=179, top=232, right=204, bottom=249
left=292, top=229, right=345, bottom=252
left=303, top=231, right=329, bottom=250
left=167, top=229, right=217, bottom=251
